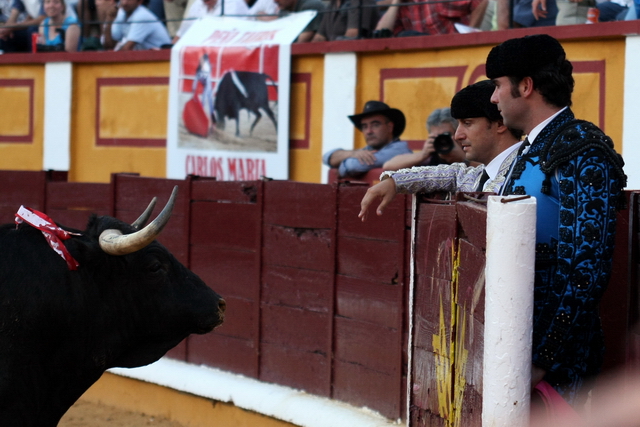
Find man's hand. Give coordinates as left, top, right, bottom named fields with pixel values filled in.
left=531, top=365, right=547, bottom=389
left=352, top=149, right=378, bottom=166
left=532, top=0, right=548, bottom=20
left=421, top=138, right=435, bottom=157
left=0, top=26, right=13, bottom=40
left=358, top=178, right=397, bottom=222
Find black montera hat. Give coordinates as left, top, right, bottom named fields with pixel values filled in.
left=485, top=34, right=566, bottom=80
left=450, top=80, right=502, bottom=122
left=349, top=101, right=406, bottom=138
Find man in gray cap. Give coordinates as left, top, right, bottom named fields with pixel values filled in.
left=486, top=34, right=626, bottom=405
left=323, top=100, right=412, bottom=178
left=359, top=80, right=523, bottom=220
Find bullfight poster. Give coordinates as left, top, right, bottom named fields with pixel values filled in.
left=166, top=13, right=315, bottom=181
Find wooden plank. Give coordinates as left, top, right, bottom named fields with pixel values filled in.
left=599, top=192, right=632, bottom=372
left=332, top=360, right=402, bottom=420
left=263, top=181, right=335, bottom=229
left=456, top=200, right=487, bottom=252
left=190, top=179, right=260, bottom=204
left=165, top=341, right=186, bottom=361
left=259, top=343, right=330, bottom=397
left=333, top=317, right=401, bottom=374
left=336, top=236, right=403, bottom=283
left=46, top=182, right=111, bottom=209
left=337, top=185, right=407, bottom=241
left=410, top=346, right=443, bottom=419
left=262, top=224, right=334, bottom=271
left=457, top=239, right=485, bottom=322
left=260, top=304, right=331, bottom=353
left=409, top=406, right=447, bottom=427
left=414, top=203, right=457, bottom=282
left=212, top=296, right=258, bottom=341
left=261, top=265, right=332, bottom=313
left=190, top=246, right=259, bottom=301
left=190, top=201, right=261, bottom=249
left=458, top=384, right=482, bottom=427
left=413, top=276, right=452, bottom=352
left=188, top=333, right=258, bottom=378
left=335, top=275, right=403, bottom=329
left=0, top=170, right=50, bottom=224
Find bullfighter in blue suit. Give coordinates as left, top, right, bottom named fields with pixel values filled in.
left=486, top=34, right=627, bottom=405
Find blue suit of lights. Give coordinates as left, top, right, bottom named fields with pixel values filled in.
left=502, top=108, right=626, bottom=402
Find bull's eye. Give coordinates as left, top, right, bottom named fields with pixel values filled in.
left=149, top=261, right=164, bottom=274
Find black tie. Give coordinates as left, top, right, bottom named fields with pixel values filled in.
left=476, top=170, right=490, bottom=191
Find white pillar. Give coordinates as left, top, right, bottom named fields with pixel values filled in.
left=43, top=62, right=73, bottom=171
left=320, top=52, right=356, bottom=184
left=623, top=35, right=640, bottom=190
left=482, top=195, right=537, bottom=427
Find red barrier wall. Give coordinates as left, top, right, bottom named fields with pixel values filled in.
left=0, top=170, right=636, bottom=423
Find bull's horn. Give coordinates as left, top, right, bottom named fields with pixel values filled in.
left=131, top=197, right=157, bottom=230
left=99, top=186, right=178, bottom=256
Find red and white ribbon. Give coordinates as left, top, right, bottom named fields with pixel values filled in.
left=15, top=206, right=81, bottom=270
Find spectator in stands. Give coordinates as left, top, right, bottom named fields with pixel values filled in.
left=513, top=0, right=557, bottom=26
left=598, top=0, right=633, bottom=20
left=38, top=0, right=80, bottom=51
left=554, top=0, right=592, bottom=25
left=248, top=0, right=278, bottom=18
left=323, top=100, right=413, bottom=178
left=76, top=0, right=98, bottom=45
left=1, top=0, right=12, bottom=22
left=358, top=80, right=524, bottom=221
left=274, top=0, right=324, bottom=42
left=102, top=0, right=172, bottom=50
left=172, top=0, right=248, bottom=43
left=163, top=0, right=187, bottom=37
left=0, top=0, right=44, bottom=52
left=383, top=107, right=466, bottom=171
left=374, top=0, right=487, bottom=36
left=311, top=0, right=379, bottom=41
left=91, top=0, right=115, bottom=48
left=147, top=0, right=165, bottom=22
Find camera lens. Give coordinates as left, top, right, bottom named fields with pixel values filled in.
left=433, top=133, right=454, bottom=155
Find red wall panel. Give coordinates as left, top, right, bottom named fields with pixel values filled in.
left=260, top=343, right=331, bottom=396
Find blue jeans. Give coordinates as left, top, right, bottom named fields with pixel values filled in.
left=597, top=1, right=628, bottom=21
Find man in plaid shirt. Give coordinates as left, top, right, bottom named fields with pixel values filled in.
left=375, top=0, right=487, bottom=35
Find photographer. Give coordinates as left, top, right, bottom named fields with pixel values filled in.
left=383, top=107, right=466, bottom=171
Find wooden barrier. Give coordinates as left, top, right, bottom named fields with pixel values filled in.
left=0, top=170, right=637, bottom=424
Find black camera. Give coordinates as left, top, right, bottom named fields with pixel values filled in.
left=433, top=132, right=454, bottom=155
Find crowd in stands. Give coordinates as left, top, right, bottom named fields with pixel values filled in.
left=1, top=0, right=638, bottom=53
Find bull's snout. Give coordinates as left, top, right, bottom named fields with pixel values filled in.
left=215, top=298, right=226, bottom=328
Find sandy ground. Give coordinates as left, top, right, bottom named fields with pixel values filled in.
left=59, top=400, right=185, bottom=427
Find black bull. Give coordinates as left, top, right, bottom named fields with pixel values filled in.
left=0, top=187, right=225, bottom=426
left=213, top=70, right=278, bottom=137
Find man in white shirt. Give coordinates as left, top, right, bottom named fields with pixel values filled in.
left=359, top=80, right=523, bottom=221
left=103, top=0, right=171, bottom=50
left=172, top=0, right=248, bottom=42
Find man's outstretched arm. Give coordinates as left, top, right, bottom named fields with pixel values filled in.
left=358, top=178, right=397, bottom=221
